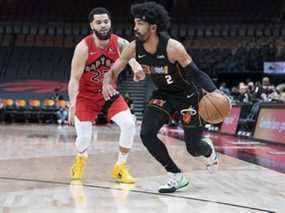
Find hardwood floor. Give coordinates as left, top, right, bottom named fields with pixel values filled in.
left=0, top=124, right=283, bottom=213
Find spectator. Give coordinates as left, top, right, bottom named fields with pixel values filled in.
left=260, top=77, right=277, bottom=102
left=56, top=100, right=68, bottom=125
left=275, top=84, right=285, bottom=102
left=230, top=86, right=240, bottom=101
left=238, top=82, right=252, bottom=103
left=247, top=81, right=255, bottom=93
left=219, top=82, right=231, bottom=96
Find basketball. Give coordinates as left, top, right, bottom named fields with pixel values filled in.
left=198, top=92, right=232, bottom=124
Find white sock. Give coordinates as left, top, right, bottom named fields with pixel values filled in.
left=77, top=151, right=88, bottom=158
left=117, top=152, right=128, bottom=165
left=168, top=172, right=183, bottom=180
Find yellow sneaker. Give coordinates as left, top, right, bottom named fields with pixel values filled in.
left=70, top=154, right=88, bottom=180
left=112, top=162, right=135, bottom=184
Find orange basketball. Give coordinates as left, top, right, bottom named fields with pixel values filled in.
left=198, top=92, right=232, bottom=124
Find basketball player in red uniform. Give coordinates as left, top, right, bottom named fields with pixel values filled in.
left=68, top=7, right=142, bottom=183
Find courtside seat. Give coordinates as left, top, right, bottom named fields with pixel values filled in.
left=27, top=99, right=41, bottom=123
left=41, top=99, right=58, bottom=123
left=3, top=99, right=15, bottom=123
left=13, top=99, right=28, bottom=123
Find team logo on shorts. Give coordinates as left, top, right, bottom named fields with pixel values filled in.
left=149, top=99, right=166, bottom=107
left=182, top=112, right=192, bottom=124
left=180, top=106, right=197, bottom=125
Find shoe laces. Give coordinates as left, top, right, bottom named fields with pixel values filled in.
left=119, top=164, right=131, bottom=177
left=166, top=173, right=180, bottom=187
left=167, top=178, right=177, bottom=187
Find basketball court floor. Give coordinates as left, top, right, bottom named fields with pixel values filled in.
left=0, top=124, right=284, bottom=213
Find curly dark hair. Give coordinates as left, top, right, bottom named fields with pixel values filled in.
left=131, top=1, right=170, bottom=32
left=89, top=7, right=111, bottom=22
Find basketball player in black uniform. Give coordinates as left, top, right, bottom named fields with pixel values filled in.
left=103, top=2, right=219, bottom=193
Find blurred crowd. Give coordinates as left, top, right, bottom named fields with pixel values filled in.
left=219, top=77, right=285, bottom=104
left=183, top=37, right=285, bottom=74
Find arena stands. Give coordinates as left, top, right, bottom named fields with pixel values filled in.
left=0, top=0, right=285, bottom=126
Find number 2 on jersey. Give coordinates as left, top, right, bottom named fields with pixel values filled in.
left=90, top=70, right=101, bottom=82
left=165, top=74, right=173, bottom=85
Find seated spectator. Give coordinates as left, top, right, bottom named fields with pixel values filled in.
left=230, top=86, right=240, bottom=101
left=219, top=82, right=230, bottom=96
left=238, top=82, right=252, bottom=103
left=247, top=81, right=255, bottom=93
left=260, top=77, right=277, bottom=102
left=275, top=84, right=285, bottom=102
left=56, top=100, right=68, bottom=125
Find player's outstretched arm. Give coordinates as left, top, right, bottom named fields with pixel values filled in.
left=167, top=39, right=217, bottom=93
left=102, top=42, right=135, bottom=100
left=68, top=40, right=88, bottom=125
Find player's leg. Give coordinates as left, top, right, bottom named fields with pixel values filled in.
left=70, top=101, right=96, bottom=180
left=181, top=93, right=219, bottom=173
left=70, top=116, right=92, bottom=180
left=141, top=106, right=179, bottom=172
left=108, top=96, right=136, bottom=183
left=184, top=126, right=218, bottom=173
left=140, top=104, right=189, bottom=193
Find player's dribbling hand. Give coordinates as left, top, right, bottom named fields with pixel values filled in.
left=102, top=84, right=119, bottom=100
left=211, top=89, right=231, bottom=104
left=68, top=105, right=75, bottom=126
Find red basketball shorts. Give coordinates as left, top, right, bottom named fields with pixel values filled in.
left=75, top=95, right=129, bottom=122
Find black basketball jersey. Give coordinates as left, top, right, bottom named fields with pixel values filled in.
left=135, top=32, right=198, bottom=95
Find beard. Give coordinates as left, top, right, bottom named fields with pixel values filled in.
left=93, top=28, right=112, bottom=40
left=134, top=32, right=149, bottom=43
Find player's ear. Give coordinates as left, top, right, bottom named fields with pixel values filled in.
left=150, top=24, right=157, bottom=32
left=90, top=23, right=94, bottom=31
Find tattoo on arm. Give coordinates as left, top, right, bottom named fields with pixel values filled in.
left=118, top=38, right=130, bottom=53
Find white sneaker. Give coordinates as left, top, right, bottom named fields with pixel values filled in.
left=158, top=172, right=189, bottom=193
left=203, top=138, right=219, bottom=173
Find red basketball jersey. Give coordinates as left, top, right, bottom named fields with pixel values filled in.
left=77, top=34, right=120, bottom=100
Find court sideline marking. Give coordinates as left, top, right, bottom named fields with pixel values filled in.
left=0, top=176, right=276, bottom=213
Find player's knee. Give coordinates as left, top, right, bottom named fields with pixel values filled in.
left=186, top=137, right=210, bottom=157
left=119, top=117, right=136, bottom=135
left=75, top=135, right=92, bottom=153
left=125, top=117, right=136, bottom=132
left=116, top=115, right=136, bottom=149
left=113, top=110, right=136, bottom=135
left=186, top=143, right=201, bottom=156
left=184, top=127, right=205, bottom=156
left=140, top=126, right=157, bottom=147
